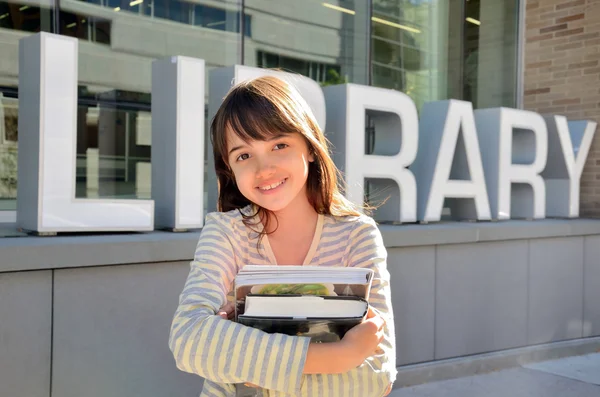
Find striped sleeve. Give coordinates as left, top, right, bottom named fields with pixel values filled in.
left=346, top=217, right=397, bottom=392
left=168, top=213, right=311, bottom=394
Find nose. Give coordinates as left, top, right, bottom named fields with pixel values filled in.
left=255, top=155, right=276, bottom=179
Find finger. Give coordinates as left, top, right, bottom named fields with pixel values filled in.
left=244, top=383, right=259, bottom=388
left=376, top=329, right=385, bottom=344
left=370, top=313, right=385, bottom=331
left=383, top=383, right=392, bottom=396
left=366, top=306, right=377, bottom=319
left=217, top=311, right=227, bottom=319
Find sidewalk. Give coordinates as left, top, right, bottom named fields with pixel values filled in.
left=390, top=353, right=600, bottom=397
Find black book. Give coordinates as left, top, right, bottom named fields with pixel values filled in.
left=238, top=294, right=369, bottom=342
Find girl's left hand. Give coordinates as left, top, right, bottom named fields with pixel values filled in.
left=217, top=302, right=235, bottom=320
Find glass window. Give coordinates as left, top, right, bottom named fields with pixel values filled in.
left=257, top=50, right=343, bottom=85
left=0, top=0, right=522, bottom=227
left=371, top=0, right=519, bottom=110
left=61, top=0, right=242, bottom=201
left=0, top=1, right=53, bottom=216
left=462, top=0, right=519, bottom=108
left=59, top=10, right=111, bottom=44
left=246, top=0, right=370, bottom=85
left=368, top=0, right=519, bottom=221
left=371, top=0, right=437, bottom=109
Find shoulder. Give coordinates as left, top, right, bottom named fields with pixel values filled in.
left=326, top=212, right=379, bottom=233
left=321, top=212, right=382, bottom=248
left=205, top=205, right=253, bottom=226
left=203, top=205, right=257, bottom=238
left=331, top=214, right=385, bottom=253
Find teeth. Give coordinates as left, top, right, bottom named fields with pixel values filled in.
left=259, top=179, right=285, bottom=191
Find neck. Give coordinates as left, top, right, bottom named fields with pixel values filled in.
left=262, top=193, right=318, bottom=235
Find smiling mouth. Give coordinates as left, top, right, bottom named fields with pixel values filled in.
left=258, top=178, right=287, bottom=191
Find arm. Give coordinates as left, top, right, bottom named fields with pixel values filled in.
left=217, top=302, right=368, bottom=376
left=345, top=218, right=397, bottom=391
left=168, top=214, right=311, bottom=394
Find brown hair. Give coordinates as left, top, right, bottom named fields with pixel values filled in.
left=210, top=75, right=368, bottom=236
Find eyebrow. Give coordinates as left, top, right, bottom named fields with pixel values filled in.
left=228, top=144, right=246, bottom=156
left=227, top=133, right=289, bottom=156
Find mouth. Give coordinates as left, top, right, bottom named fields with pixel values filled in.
left=257, top=178, right=287, bottom=192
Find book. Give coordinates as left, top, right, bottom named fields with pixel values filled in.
left=233, top=265, right=374, bottom=343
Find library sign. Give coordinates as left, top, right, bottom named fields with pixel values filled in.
left=15, top=33, right=597, bottom=234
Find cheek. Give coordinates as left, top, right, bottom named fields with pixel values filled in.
left=232, top=167, right=253, bottom=189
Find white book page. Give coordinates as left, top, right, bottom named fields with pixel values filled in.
left=235, top=266, right=373, bottom=287
left=241, top=296, right=368, bottom=318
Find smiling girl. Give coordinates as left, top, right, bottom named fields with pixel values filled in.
left=168, top=75, right=396, bottom=397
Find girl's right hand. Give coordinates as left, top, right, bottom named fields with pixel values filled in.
left=340, top=307, right=386, bottom=368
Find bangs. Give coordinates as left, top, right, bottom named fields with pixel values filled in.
left=212, top=84, right=303, bottom=161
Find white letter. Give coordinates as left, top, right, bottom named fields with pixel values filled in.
left=152, top=56, right=205, bottom=230
left=413, top=100, right=491, bottom=222
left=206, top=66, right=326, bottom=211
left=323, top=84, right=418, bottom=222
left=475, top=108, right=547, bottom=220
left=16, top=33, right=153, bottom=233
left=543, top=116, right=596, bottom=218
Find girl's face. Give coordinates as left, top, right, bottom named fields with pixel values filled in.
left=226, top=127, right=314, bottom=213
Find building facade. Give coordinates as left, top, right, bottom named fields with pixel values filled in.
left=0, top=0, right=522, bottom=220
left=2, top=1, right=600, bottom=397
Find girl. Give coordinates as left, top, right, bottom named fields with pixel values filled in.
left=168, top=75, right=396, bottom=397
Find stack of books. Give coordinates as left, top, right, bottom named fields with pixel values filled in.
left=234, top=265, right=374, bottom=343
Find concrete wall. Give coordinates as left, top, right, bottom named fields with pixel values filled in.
left=1, top=219, right=600, bottom=395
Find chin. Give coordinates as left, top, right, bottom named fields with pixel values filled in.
left=255, top=201, right=290, bottom=213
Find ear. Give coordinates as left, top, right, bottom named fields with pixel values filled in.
left=308, top=149, right=315, bottom=163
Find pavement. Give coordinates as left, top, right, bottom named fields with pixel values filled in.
left=390, top=353, right=600, bottom=397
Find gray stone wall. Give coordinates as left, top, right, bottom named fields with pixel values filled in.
left=1, top=220, right=600, bottom=396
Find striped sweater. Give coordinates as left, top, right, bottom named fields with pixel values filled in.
left=168, top=206, right=397, bottom=397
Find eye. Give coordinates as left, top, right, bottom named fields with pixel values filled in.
left=236, top=153, right=250, bottom=161
left=273, top=143, right=288, bottom=150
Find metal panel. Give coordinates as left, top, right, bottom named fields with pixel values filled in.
left=0, top=271, right=52, bottom=397
left=388, top=246, right=436, bottom=365
left=528, top=237, right=584, bottom=344
left=584, top=236, right=600, bottom=337
left=435, top=241, right=528, bottom=359
left=52, top=262, right=203, bottom=397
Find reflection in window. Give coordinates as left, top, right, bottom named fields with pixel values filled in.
left=250, top=0, right=368, bottom=85
left=75, top=87, right=151, bottom=199
left=194, top=4, right=251, bottom=36
left=0, top=93, right=17, bottom=207
left=462, top=0, right=518, bottom=108
left=0, top=1, right=52, bottom=32
left=77, top=0, right=251, bottom=36
left=0, top=1, right=52, bottom=211
left=257, top=50, right=344, bottom=86
left=60, top=12, right=111, bottom=44
left=371, top=0, right=429, bottom=109
left=370, top=0, right=518, bottom=110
